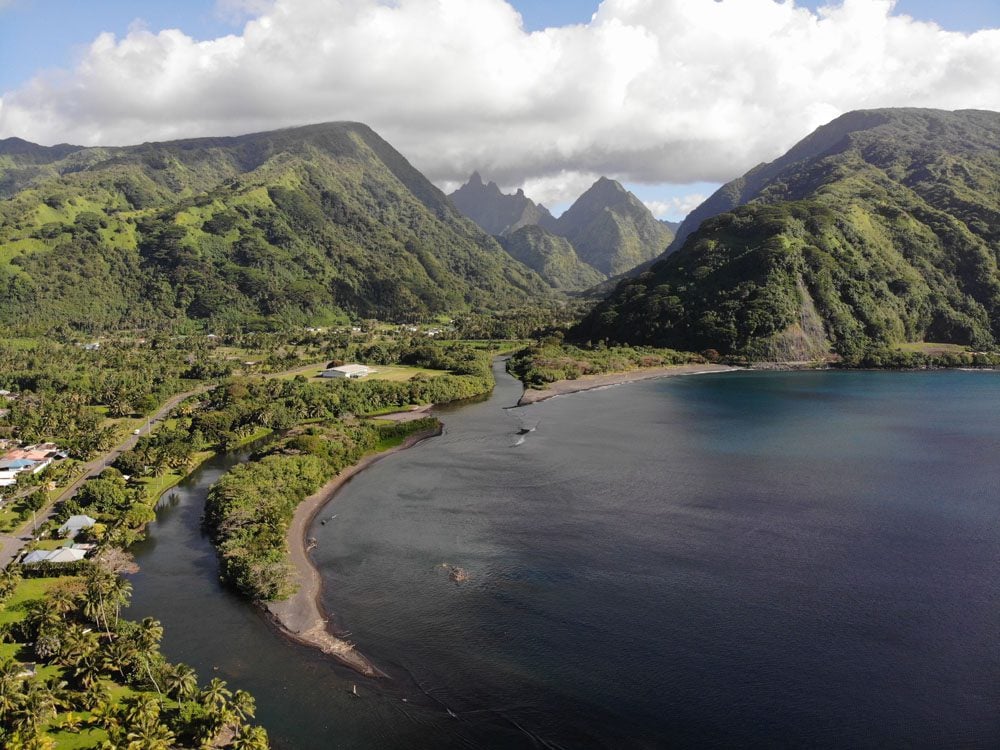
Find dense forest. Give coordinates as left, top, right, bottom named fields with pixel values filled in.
left=576, top=109, right=1000, bottom=360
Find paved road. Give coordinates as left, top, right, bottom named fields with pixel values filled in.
left=0, top=386, right=211, bottom=568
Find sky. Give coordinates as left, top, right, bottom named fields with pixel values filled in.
left=1, top=1, right=999, bottom=219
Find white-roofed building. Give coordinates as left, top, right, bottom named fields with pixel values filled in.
left=22, top=548, right=88, bottom=565
left=320, top=364, right=372, bottom=379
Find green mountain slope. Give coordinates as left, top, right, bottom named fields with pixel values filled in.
left=449, top=172, right=558, bottom=236
left=553, top=178, right=673, bottom=276
left=575, top=109, right=1000, bottom=360
left=499, top=225, right=605, bottom=291
left=0, top=123, right=553, bottom=334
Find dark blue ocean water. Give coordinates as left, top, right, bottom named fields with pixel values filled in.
left=129, top=364, right=1000, bottom=748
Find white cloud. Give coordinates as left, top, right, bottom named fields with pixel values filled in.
left=1, top=0, right=999, bottom=204
left=646, top=195, right=709, bottom=222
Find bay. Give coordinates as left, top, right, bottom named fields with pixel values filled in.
left=128, top=362, right=1000, bottom=748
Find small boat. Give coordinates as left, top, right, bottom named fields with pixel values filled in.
left=447, top=708, right=457, bottom=718
left=349, top=684, right=358, bottom=697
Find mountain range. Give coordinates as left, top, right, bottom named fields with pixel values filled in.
left=448, top=174, right=673, bottom=288
left=0, top=123, right=555, bottom=334
left=575, top=108, right=1000, bottom=360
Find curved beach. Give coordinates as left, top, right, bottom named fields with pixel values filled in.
left=264, top=426, right=442, bottom=676
left=516, top=363, right=739, bottom=405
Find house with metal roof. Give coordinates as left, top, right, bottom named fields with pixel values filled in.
left=58, top=514, right=98, bottom=538
left=22, top=548, right=88, bottom=565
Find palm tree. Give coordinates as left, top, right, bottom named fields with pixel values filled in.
left=48, top=586, right=78, bottom=617
left=83, top=569, right=113, bottom=634
left=133, top=618, right=164, bottom=695
left=73, top=653, right=105, bottom=691
left=200, top=677, right=232, bottom=713
left=84, top=569, right=132, bottom=634
left=86, top=697, right=120, bottom=735
left=12, top=679, right=58, bottom=738
left=124, top=721, right=175, bottom=750
left=232, top=725, right=270, bottom=750
left=164, top=663, right=199, bottom=702
left=59, top=627, right=98, bottom=668
left=229, top=689, right=256, bottom=729
left=0, top=567, right=23, bottom=599
left=0, top=658, right=25, bottom=723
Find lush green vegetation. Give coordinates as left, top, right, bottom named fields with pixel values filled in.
left=205, top=417, right=439, bottom=602
left=499, top=226, right=605, bottom=291
left=200, top=342, right=497, bottom=601
left=0, top=333, right=506, bottom=745
left=508, top=341, right=704, bottom=388
left=0, top=123, right=554, bottom=336
left=577, top=109, right=1000, bottom=361
left=0, top=566, right=269, bottom=748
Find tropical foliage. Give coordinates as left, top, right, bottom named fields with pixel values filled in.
left=0, top=568, right=269, bottom=747
left=0, top=123, right=553, bottom=335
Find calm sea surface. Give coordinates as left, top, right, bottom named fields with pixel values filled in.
left=128, top=362, right=1000, bottom=748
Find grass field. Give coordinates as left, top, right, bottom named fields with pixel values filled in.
left=0, top=576, right=69, bottom=626
left=896, top=342, right=968, bottom=355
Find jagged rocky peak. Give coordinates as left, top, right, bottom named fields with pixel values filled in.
left=449, top=172, right=557, bottom=236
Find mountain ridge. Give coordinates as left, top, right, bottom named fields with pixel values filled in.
left=0, top=122, right=555, bottom=333
left=574, top=108, right=1000, bottom=360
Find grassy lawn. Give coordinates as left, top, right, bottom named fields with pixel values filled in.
left=49, top=724, right=109, bottom=749
left=0, top=576, right=71, bottom=626
left=265, top=361, right=329, bottom=380
left=29, top=538, right=71, bottom=551
left=367, top=364, right=449, bottom=381
left=0, top=505, right=23, bottom=533
left=134, top=449, right=216, bottom=505
left=896, top=342, right=968, bottom=355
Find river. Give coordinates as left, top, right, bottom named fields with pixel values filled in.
left=128, top=361, right=1000, bottom=748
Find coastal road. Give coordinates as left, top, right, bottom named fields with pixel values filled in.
left=0, top=385, right=213, bottom=568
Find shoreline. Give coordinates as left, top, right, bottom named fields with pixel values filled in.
left=516, top=363, right=740, bottom=406
left=264, top=426, right=442, bottom=677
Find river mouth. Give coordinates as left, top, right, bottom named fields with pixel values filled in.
left=128, top=366, right=1000, bottom=748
